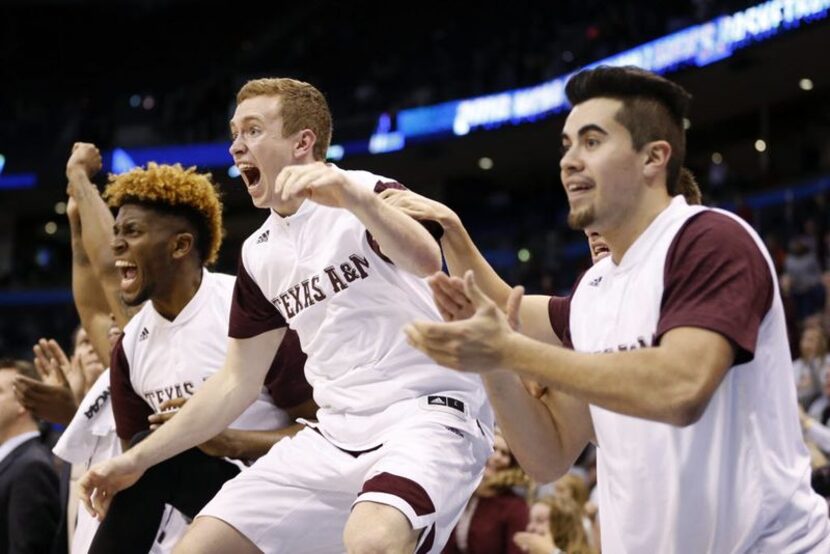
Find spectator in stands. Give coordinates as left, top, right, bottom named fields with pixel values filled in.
left=12, top=328, right=106, bottom=426
left=514, top=496, right=595, bottom=554
left=0, top=358, right=61, bottom=553
left=786, top=236, right=826, bottom=321
left=443, top=428, right=530, bottom=554
left=809, top=365, right=830, bottom=425
left=794, top=326, right=830, bottom=408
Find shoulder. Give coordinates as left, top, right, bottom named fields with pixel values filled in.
left=670, top=210, right=767, bottom=262
left=205, top=270, right=237, bottom=297
left=8, top=440, right=53, bottom=473
left=339, top=167, right=401, bottom=190
left=665, top=209, right=774, bottom=293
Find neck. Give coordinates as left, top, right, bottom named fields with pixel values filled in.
left=604, top=191, right=673, bottom=265
left=0, top=420, right=37, bottom=445
left=152, top=264, right=203, bottom=321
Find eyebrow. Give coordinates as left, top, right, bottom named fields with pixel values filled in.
left=561, top=123, right=609, bottom=141
left=229, top=114, right=264, bottom=131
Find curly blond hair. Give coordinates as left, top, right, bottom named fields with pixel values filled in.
left=104, top=163, right=223, bottom=265
left=482, top=466, right=531, bottom=491
left=236, top=78, right=332, bottom=161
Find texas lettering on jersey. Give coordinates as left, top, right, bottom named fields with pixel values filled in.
left=270, top=253, right=371, bottom=319
left=143, top=381, right=198, bottom=410
left=595, top=333, right=656, bottom=354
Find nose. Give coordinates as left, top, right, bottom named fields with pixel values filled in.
left=111, top=234, right=126, bottom=255
left=560, top=145, right=582, bottom=175
left=229, top=134, right=246, bottom=157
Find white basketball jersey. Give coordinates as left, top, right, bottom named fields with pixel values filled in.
left=569, top=197, right=829, bottom=553
left=232, top=167, right=493, bottom=450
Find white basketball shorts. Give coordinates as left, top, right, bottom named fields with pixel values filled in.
left=198, top=408, right=492, bottom=553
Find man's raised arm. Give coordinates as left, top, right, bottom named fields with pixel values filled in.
left=66, top=142, right=134, bottom=328
left=277, top=163, right=442, bottom=277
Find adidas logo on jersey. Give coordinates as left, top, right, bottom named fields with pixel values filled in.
left=256, top=230, right=270, bottom=244
left=427, top=395, right=465, bottom=413
left=589, top=276, right=603, bottom=287
left=139, top=327, right=150, bottom=341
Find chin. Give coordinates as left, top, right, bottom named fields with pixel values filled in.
left=121, top=288, right=150, bottom=308
left=249, top=191, right=270, bottom=209
left=568, top=207, right=596, bottom=230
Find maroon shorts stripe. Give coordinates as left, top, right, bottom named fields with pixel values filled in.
left=360, top=472, right=435, bottom=516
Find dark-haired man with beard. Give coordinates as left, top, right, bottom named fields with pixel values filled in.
left=404, top=66, right=830, bottom=553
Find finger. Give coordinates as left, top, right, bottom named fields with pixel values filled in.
left=433, top=275, right=473, bottom=311
left=462, top=270, right=495, bottom=310
left=33, top=343, right=52, bottom=379
left=158, top=397, right=187, bottom=411
left=47, top=339, right=71, bottom=367
left=505, top=285, right=525, bottom=331
left=434, top=301, right=455, bottom=323
left=404, top=327, right=460, bottom=369
left=278, top=166, right=304, bottom=202
left=32, top=356, right=49, bottom=381
left=147, top=411, right=176, bottom=425
left=46, top=340, right=71, bottom=386
left=428, top=280, right=466, bottom=321
left=285, top=165, right=329, bottom=201
left=278, top=165, right=317, bottom=202
left=404, top=323, right=461, bottom=356
left=78, top=473, right=100, bottom=519
left=92, top=487, right=112, bottom=521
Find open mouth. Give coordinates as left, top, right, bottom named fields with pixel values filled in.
left=592, top=244, right=610, bottom=258
left=237, top=163, right=262, bottom=189
left=115, top=260, right=139, bottom=292
left=567, top=181, right=594, bottom=197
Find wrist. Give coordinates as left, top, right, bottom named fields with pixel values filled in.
left=438, top=210, right=462, bottom=233
left=223, top=429, right=242, bottom=459
left=124, top=446, right=148, bottom=472
left=66, top=165, right=88, bottom=181
left=340, top=178, right=373, bottom=213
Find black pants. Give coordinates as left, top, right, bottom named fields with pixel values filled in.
left=88, top=435, right=240, bottom=554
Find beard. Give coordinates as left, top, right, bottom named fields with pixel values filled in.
left=567, top=204, right=596, bottom=230
left=121, top=283, right=152, bottom=308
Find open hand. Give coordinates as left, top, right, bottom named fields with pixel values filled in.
left=78, top=454, right=145, bottom=521
left=378, top=188, right=457, bottom=227
left=277, top=162, right=364, bottom=209
left=405, top=270, right=521, bottom=373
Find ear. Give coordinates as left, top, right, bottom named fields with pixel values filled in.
left=642, top=140, right=672, bottom=181
left=293, top=129, right=318, bottom=160
left=170, top=232, right=195, bottom=261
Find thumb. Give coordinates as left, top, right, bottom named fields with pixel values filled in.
left=506, top=286, right=525, bottom=331
left=462, top=270, right=493, bottom=310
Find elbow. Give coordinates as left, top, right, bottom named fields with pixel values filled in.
left=665, top=388, right=711, bottom=427
left=410, top=247, right=443, bottom=278
left=526, top=463, right=569, bottom=484
left=514, top=451, right=571, bottom=483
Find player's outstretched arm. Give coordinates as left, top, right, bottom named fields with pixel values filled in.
left=277, top=163, right=441, bottom=277
left=382, top=190, right=558, bottom=342
left=423, top=274, right=592, bottom=480
left=79, top=328, right=286, bottom=520
left=66, top=142, right=134, bottom=329
left=407, top=270, right=733, bottom=428
left=149, top=397, right=318, bottom=460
